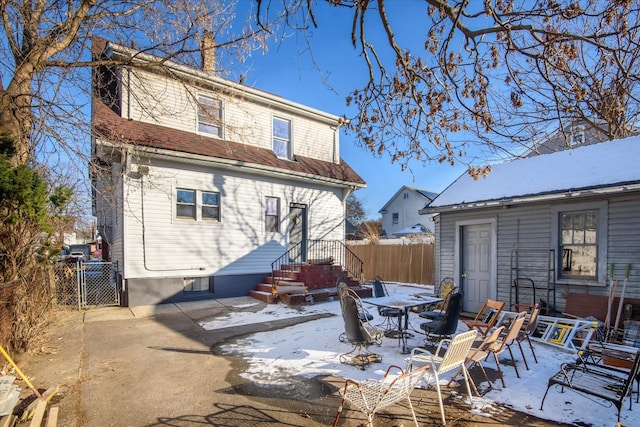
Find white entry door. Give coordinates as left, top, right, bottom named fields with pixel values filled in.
left=461, top=223, right=492, bottom=313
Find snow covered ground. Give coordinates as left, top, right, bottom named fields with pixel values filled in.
left=202, top=283, right=635, bottom=427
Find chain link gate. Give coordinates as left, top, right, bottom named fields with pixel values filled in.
left=54, top=261, right=119, bottom=309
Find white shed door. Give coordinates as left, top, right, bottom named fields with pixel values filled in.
left=462, top=223, right=492, bottom=313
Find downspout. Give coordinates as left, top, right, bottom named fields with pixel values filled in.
left=137, top=171, right=205, bottom=272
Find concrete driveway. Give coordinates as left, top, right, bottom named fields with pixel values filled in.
left=13, top=298, right=568, bottom=426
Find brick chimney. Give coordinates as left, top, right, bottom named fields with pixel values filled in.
left=201, top=30, right=216, bottom=75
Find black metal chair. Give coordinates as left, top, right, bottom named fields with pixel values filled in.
left=420, top=285, right=462, bottom=322
left=338, top=289, right=383, bottom=369
left=372, top=276, right=401, bottom=333
left=420, top=292, right=463, bottom=345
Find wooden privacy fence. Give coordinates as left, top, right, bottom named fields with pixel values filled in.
left=347, top=243, right=434, bottom=285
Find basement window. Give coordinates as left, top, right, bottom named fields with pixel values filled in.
left=184, top=277, right=209, bottom=292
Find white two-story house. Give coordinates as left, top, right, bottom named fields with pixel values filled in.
left=90, top=37, right=365, bottom=306
left=379, top=186, right=438, bottom=238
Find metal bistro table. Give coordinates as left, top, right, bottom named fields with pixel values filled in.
left=365, top=295, right=443, bottom=353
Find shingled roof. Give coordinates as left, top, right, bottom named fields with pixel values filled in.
left=92, top=98, right=365, bottom=187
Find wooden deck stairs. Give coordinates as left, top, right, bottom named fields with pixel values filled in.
left=248, top=262, right=372, bottom=305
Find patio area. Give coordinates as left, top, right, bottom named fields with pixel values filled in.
left=210, top=282, right=636, bottom=427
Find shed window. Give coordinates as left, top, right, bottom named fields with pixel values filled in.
left=560, top=210, right=598, bottom=278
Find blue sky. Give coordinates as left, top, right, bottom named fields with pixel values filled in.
left=236, top=1, right=468, bottom=219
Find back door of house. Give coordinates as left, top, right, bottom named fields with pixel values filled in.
left=288, top=203, right=307, bottom=262
left=461, top=223, right=492, bottom=313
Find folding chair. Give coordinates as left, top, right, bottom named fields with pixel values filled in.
left=462, top=299, right=505, bottom=337
left=483, top=311, right=527, bottom=387
left=448, top=326, right=506, bottom=396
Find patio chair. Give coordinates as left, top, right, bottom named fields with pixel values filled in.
left=447, top=325, right=506, bottom=396
left=372, top=276, right=401, bottom=333
left=462, top=299, right=505, bottom=337
left=419, top=292, right=463, bottom=345
left=407, top=330, right=478, bottom=426
left=419, top=285, right=461, bottom=322
left=332, top=364, right=430, bottom=427
left=337, top=280, right=373, bottom=322
left=483, top=311, right=527, bottom=387
left=337, top=279, right=375, bottom=343
left=339, top=289, right=384, bottom=369
left=516, top=303, right=540, bottom=365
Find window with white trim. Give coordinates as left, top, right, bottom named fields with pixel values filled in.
left=265, top=197, right=280, bottom=232
left=202, top=191, right=220, bottom=221
left=197, top=95, right=222, bottom=137
left=273, top=117, right=291, bottom=159
left=176, top=189, right=220, bottom=221
left=176, top=189, right=196, bottom=219
left=392, top=213, right=399, bottom=224
left=571, top=125, right=585, bottom=146
left=560, top=209, right=598, bottom=278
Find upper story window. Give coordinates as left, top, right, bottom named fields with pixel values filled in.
left=560, top=210, right=598, bottom=279
left=403, top=192, right=409, bottom=199
left=265, top=197, right=280, bottom=232
left=176, top=188, right=220, bottom=221
left=392, top=213, right=399, bottom=224
left=197, top=95, right=222, bottom=137
left=273, top=117, right=291, bottom=159
left=571, top=125, right=585, bottom=146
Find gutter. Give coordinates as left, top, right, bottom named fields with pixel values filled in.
left=419, top=182, right=640, bottom=214
left=100, top=140, right=365, bottom=189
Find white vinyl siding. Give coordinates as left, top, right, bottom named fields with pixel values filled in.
left=120, top=159, right=344, bottom=279
left=122, top=68, right=338, bottom=163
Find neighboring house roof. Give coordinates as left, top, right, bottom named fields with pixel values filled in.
left=422, top=136, right=640, bottom=213
left=379, top=185, right=439, bottom=213
left=393, top=224, right=430, bottom=236
left=92, top=98, right=365, bottom=187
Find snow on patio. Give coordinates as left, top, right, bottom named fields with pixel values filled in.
left=201, top=283, right=635, bottom=426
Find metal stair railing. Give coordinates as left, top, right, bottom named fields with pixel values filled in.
left=271, top=240, right=364, bottom=294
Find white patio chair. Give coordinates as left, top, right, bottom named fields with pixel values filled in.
left=332, top=364, right=430, bottom=427
left=406, top=329, right=478, bottom=426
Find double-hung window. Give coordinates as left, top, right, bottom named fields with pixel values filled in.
left=176, top=189, right=196, bottom=219
left=560, top=210, right=598, bottom=278
left=202, top=191, right=220, bottom=221
left=392, top=213, right=399, bottom=225
left=273, top=117, right=291, bottom=159
left=197, top=95, right=222, bottom=137
left=265, top=197, right=280, bottom=232
left=176, top=189, right=220, bottom=221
